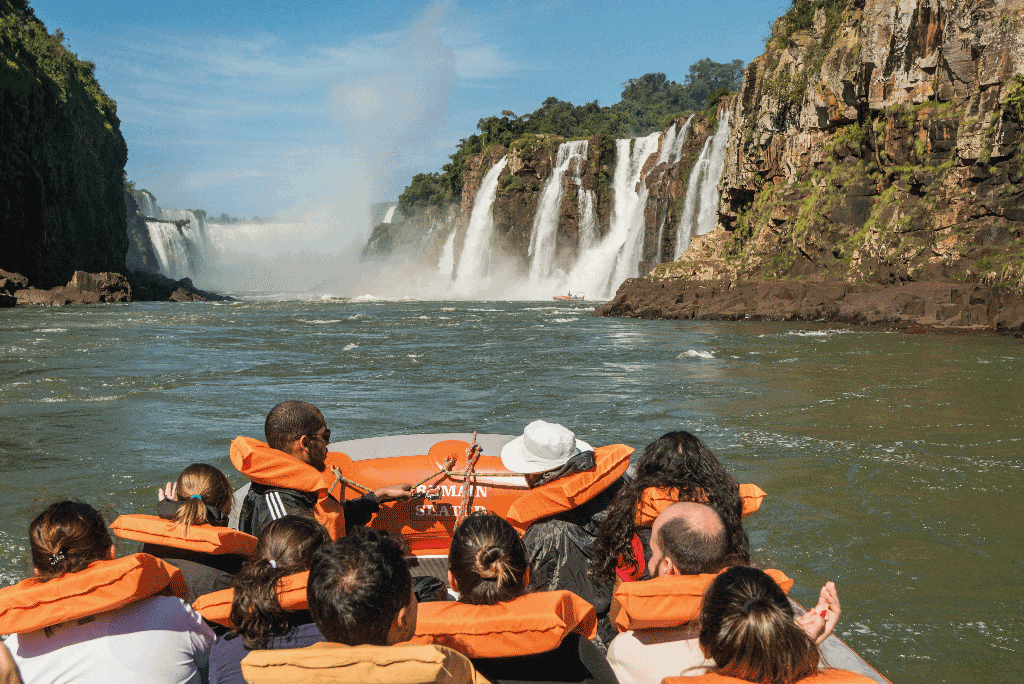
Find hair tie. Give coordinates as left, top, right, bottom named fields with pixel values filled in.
left=742, top=597, right=758, bottom=613
left=190, top=494, right=202, bottom=500
left=49, top=551, right=66, bottom=567
left=268, top=559, right=277, bottom=569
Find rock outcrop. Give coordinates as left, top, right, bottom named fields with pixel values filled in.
left=15, top=271, right=131, bottom=305
left=600, top=0, right=1024, bottom=333
left=1, top=268, right=230, bottom=305
left=1, top=0, right=129, bottom=288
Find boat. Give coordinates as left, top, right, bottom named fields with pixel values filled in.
left=229, top=432, right=892, bottom=684
left=553, top=292, right=585, bottom=301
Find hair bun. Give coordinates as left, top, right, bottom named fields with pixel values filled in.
left=476, top=546, right=504, bottom=579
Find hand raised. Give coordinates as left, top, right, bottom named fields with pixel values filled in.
left=796, top=581, right=841, bottom=645
left=374, top=484, right=414, bottom=503
left=158, top=481, right=177, bottom=501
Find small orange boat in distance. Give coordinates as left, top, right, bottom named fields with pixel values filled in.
left=553, top=292, right=585, bottom=301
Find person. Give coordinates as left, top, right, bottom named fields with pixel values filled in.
left=414, top=511, right=617, bottom=684
left=112, top=463, right=250, bottom=602
left=658, top=566, right=873, bottom=684
left=500, top=420, right=634, bottom=650
left=235, top=401, right=413, bottom=538
left=2, top=501, right=214, bottom=684
left=606, top=503, right=839, bottom=684
left=591, top=431, right=751, bottom=587
left=206, top=516, right=330, bottom=684
left=238, top=528, right=489, bottom=684
left=0, top=643, right=23, bottom=684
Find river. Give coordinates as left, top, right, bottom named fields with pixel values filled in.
left=1, top=299, right=1020, bottom=682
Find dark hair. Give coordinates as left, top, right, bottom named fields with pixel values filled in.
left=307, top=528, right=411, bottom=646
left=229, top=516, right=330, bottom=649
left=30, top=501, right=113, bottom=581
left=449, top=511, right=527, bottom=605
left=265, top=401, right=324, bottom=452
left=656, top=510, right=729, bottom=575
left=172, top=463, right=233, bottom=532
left=591, top=431, right=749, bottom=582
left=699, top=566, right=819, bottom=684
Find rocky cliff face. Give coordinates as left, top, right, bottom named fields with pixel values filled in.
left=654, top=0, right=1024, bottom=294
left=1, top=0, right=129, bottom=288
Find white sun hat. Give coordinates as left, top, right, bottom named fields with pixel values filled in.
left=500, top=420, right=594, bottom=474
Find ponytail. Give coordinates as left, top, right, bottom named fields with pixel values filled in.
left=229, top=516, right=329, bottom=649
left=171, top=463, right=233, bottom=532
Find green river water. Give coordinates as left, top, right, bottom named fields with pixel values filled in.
left=0, top=299, right=1020, bottom=682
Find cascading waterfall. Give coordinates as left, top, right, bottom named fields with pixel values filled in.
left=652, top=115, right=694, bottom=262
left=665, top=115, right=693, bottom=165
left=136, top=194, right=212, bottom=280
left=674, top=111, right=730, bottom=258
left=528, top=140, right=589, bottom=280
left=565, top=131, right=662, bottom=299
left=452, top=156, right=509, bottom=295
left=383, top=206, right=397, bottom=223
left=437, top=230, right=456, bottom=280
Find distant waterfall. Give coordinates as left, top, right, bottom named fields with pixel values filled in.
left=135, top=191, right=212, bottom=280
left=674, top=111, right=730, bottom=258
left=453, top=156, right=509, bottom=294
left=566, top=131, right=662, bottom=299
left=437, top=229, right=456, bottom=280
left=660, top=115, right=693, bottom=165
left=383, top=206, right=397, bottom=223
left=528, top=140, right=589, bottom=280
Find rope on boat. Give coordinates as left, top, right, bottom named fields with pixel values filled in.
left=456, top=432, right=483, bottom=526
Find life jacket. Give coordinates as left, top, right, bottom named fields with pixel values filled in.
left=506, top=444, right=633, bottom=532
left=110, top=514, right=258, bottom=557
left=614, top=568, right=793, bottom=632
left=240, top=642, right=487, bottom=684
left=411, top=590, right=596, bottom=658
left=192, top=570, right=309, bottom=628
left=0, top=553, right=189, bottom=634
left=634, top=484, right=767, bottom=528
left=662, top=670, right=880, bottom=684
left=231, top=436, right=353, bottom=539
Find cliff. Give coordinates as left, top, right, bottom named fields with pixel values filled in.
left=0, top=0, right=128, bottom=288
left=599, top=0, right=1024, bottom=332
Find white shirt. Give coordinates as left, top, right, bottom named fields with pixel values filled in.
left=606, top=624, right=713, bottom=684
left=6, top=596, right=214, bottom=684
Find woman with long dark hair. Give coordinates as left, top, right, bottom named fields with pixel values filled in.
left=2, top=501, right=213, bottom=683
left=591, top=431, right=749, bottom=584
left=206, top=515, right=330, bottom=684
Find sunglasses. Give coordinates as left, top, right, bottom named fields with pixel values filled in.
left=308, top=428, right=331, bottom=443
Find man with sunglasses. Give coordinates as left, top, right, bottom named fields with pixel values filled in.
left=237, top=401, right=412, bottom=538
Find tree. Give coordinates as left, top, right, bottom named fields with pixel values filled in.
left=684, top=58, right=745, bottom=108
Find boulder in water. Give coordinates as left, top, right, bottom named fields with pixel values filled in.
left=15, top=271, right=132, bottom=306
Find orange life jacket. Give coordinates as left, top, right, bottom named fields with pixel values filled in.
left=110, top=514, right=259, bottom=557
left=411, top=590, right=596, bottom=658
left=614, top=568, right=793, bottom=632
left=0, top=553, right=189, bottom=634
left=231, top=436, right=352, bottom=539
left=506, top=444, right=634, bottom=532
left=663, top=670, right=880, bottom=684
left=192, top=570, right=309, bottom=628
left=634, top=484, right=766, bottom=528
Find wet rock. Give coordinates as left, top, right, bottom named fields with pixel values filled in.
left=15, top=271, right=131, bottom=306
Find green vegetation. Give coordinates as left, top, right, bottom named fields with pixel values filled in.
left=397, top=60, right=745, bottom=216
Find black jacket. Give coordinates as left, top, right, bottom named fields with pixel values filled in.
left=237, top=483, right=380, bottom=538
left=522, top=452, right=629, bottom=651
left=470, top=633, right=619, bottom=684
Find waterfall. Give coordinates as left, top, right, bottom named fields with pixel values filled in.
left=667, top=115, right=694, bottom=165
left=383, top=206, right=397, bottom=223
left=566, top=131, right=662, bottom=299
left=674, top=111, right=730, bottom=258
left=528, top=140, right=589, bottom=280
left=657, top=123, right=679, bottom=166
left=437, top=229, right=456, bottom=280
left=452, top=156, right=509, bottom=294
left=134, top=192, right=212, bottom=280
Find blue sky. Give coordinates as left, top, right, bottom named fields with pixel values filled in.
left=33, top=0, right=790, bottom=226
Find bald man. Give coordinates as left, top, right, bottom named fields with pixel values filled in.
left=606, top=502, right=728, bottom=684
